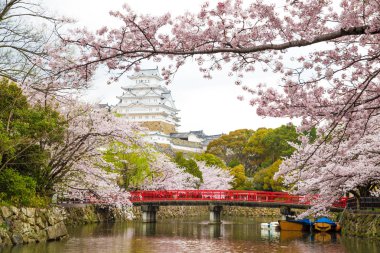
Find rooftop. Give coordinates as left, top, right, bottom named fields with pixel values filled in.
left=128, top=67, right=163, bottom=80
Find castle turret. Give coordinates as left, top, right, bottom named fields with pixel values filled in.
left=115, top=68, right=180, bottom=134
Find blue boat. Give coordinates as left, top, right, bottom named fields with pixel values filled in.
left=314, top=217, right=340, bottom=232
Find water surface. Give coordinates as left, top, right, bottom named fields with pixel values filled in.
left=1, top=216, right=379, bottom=253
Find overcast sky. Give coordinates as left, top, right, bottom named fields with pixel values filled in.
left=42, top=0, right=292, bottom=135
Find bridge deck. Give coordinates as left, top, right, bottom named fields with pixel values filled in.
left=129, top=190, right=346, bottom=211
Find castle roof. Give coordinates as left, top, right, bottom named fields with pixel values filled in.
left=128, top=67, right=163, bottom=80
left=170, top=130, right=220, bottom=139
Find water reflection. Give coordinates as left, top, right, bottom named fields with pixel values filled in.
left=260, top=229, right=280, bottom=240
left=208, top=224, right=222, bottom=238
left=141, top=223, right=156, bottom=236
left=0, top=217, right=379, bottom=253
left=277, top=231, right=340, bottom=243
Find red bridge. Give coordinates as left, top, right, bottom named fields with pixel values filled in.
left=61, top=190, right=347, bottom=223
left=130, top=190, right=347, bottom=211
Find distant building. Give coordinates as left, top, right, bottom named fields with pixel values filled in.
left=170, top=130, right=221, bottom=148
left=115, top=67, right=180, bottom=134
left=115, top=67, right=220, bottom=153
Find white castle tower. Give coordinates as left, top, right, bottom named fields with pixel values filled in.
left=115, top=68, right=180, bottom=134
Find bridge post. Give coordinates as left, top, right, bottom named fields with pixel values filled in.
left=209, top=205, right=223, bottom=224
left=141, top=205, right=159, bottom=223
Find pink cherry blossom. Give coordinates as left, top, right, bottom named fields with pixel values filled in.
left=57, top=0, right=379, bottom=213
left=13, top=0, right=380, bottom=214
left=197, top=161, right=233, bottom=190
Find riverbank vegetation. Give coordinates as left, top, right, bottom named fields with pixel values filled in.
left=205, top=125, right=303, bottom=190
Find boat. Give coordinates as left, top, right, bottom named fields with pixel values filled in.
left=269, top=221, right=279, bottom=229
left=278, top=218, right=313, bottom=231
left=260, top=221, right=279, bottom=230
left=314, top=217, right=341, bottom=232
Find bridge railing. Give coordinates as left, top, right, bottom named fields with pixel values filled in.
left=129, top=190, right=347, bottom=208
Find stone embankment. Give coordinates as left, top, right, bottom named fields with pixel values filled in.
left=131, top=206, right=281, bottom=220
left=0, top=204, right=132, bottom=247
left=341, top=212, right=380, bottom=239
left=64, top=204, right=131, bottom=226
left=0, top=206, right=67, bottom=246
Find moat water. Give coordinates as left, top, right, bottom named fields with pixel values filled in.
left=1, top=216, right=379, bottom=253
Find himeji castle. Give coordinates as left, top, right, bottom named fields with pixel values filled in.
left=115, top=68, right=180, bottom=134
left=115, top=67, right=220, bottom=153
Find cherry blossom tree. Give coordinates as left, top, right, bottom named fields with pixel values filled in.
left=1, top=0, right=205, bottom=208
left=0, top=0, right=61, bottom=82
left=0, top=0, right=103, bottom=102
left=58, top=0, right=380, bottom=211
left=3, top=0, right=379, bottom=212
left=101, top=141, right=200, bottom=191
left=277, top=118, right=380, bottom=213
left=197, top=161, right=233, bottom=190
left=51, top=100, right=142, bottom=205
left=0, top=0, right=141, bottom=204
left=127, top=150, right=233, bottom=191
left=142, top=153, right=200, bottom=190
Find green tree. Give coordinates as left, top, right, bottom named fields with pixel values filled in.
left=102, top=142, right=153, bottom=190
left=228, top=164, right=249, bottom=189
left=193, top=153, right=226, bottom=168
left=245, top=124, right=299, bottom=170
left=244, top=128, right=273, bottom=170
left=265, top=124, right=298, bottom=161
left=174, top=152, right=203, bottom=181
left=0, top=78, right=66, bottom=200
left=252, top=160, right=284, bottom=191
left=206, top=129, right=254, bottom=173
left=0, top=168, right=38, bottom=206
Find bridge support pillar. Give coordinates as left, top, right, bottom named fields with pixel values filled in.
left=209, top=205, right=223, bottom=224
left=141, top=205, right=159, bottom=223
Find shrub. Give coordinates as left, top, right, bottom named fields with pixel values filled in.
left=0, top=168, right=40, bottom=206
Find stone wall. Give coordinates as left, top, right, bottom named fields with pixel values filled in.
left=64, top=204, right=131, bottom=226
left=341, top=212, right=380, bottom=238
left=131, top=206, right=281, bottom=220
left=132, top=206, right=208, bottom=220
left=0, top=204, right=133, bottom=246
left=0, top=206, right=68, bottom=246
left=223, top=206, right=281, bottom=217
left=141, top=121, right=176, bottom=134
